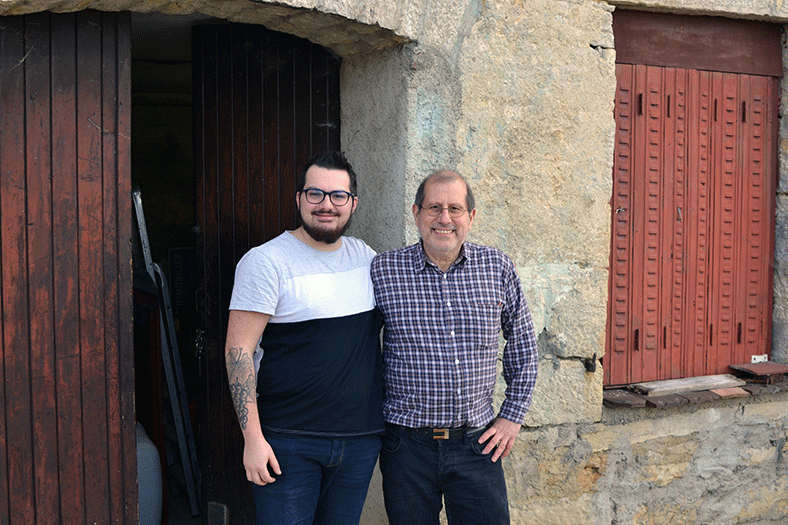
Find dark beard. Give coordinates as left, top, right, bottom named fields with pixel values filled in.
left=301, top=213, right=353, bottom=244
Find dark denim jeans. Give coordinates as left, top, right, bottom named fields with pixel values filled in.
left=252, top=431, right=382, bottom=525
left=379, top=423, right=510, bottom=525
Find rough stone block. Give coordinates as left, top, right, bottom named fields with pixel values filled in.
left=523, top=356, right=603, bottom=426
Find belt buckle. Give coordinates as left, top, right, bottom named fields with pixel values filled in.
left=432, top=428, right=450, bottom=440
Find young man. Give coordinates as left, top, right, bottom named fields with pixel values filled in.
left=224, top=151, right=383, bottom=524
left=371, top=170, right=538, bottom=525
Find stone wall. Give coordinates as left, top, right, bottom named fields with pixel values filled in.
left=345, top=0, right=616, bottom=432
left=516, top=392, right=788, bottom=524
left=3, top=0, right=788, bottom=522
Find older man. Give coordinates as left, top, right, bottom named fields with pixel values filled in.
left=370, top=169, right=538, bottom=525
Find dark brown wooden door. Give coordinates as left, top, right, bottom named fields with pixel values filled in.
left=192, top=23, right=340, bottom=521
left=0, top=10, right=135, bottom=525
left=606, top=66, right=778, bottom=386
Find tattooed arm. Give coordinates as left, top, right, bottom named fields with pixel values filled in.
left=224, top=309, right=280, bottom=485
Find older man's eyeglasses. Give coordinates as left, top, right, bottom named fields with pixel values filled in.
left=420, top=205, right=468, bottom=218
left=302, top=188, right=355, bottom=206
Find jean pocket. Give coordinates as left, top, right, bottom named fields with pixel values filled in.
left=382, top=432, right=403, bottom=453
left=469, top=433, right=495, bottom=458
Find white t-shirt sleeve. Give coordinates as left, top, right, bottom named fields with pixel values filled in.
left=228, top=248, right=279, bottom=315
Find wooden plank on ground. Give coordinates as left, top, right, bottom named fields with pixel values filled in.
left=710, top=387, right=750, bottom=399
left=630, top=374, right=745, bottom=397
left=729, top=362, right=788, bottom=384
left=680, top=390, right=721, bottom=405
left=603, top=389, right=647, bottom=408
left=742, top=383, right=781, bottom=396
left=646, top=394, right=690, bottom=409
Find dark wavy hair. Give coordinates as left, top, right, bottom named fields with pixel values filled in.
left=297, top=151, right=358, bottom=195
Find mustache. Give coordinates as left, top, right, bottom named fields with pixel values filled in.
left=312, top=210, right=340, bottom=217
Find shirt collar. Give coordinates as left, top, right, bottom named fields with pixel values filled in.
left=413, top=241, right=470, bottom=273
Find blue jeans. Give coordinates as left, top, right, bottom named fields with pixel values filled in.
left=252, top=431, right=382, bottom=525
left=379, top=423, right=510, bottom=525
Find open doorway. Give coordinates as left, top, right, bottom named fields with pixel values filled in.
left=131, top=12, right=212, bottom=525
left=130, top=12, right=343, bottom=523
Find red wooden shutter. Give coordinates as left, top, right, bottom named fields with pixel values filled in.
left=606, top=64, right=777, bottom=386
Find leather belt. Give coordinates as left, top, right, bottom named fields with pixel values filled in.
left=389, top=424, right=487, bottom=440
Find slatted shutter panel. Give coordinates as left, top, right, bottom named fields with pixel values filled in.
left=193, top=23, right=341, bottom=520
left=0, top=11, right=135, bottom=525
left=683, top=69, right=713, bottom=379
left=606, top=64, right=777, bottom=386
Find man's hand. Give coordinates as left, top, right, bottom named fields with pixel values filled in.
left=478, top=417, right=521, bottom=462
left=243, top=436, right=282, bottom=485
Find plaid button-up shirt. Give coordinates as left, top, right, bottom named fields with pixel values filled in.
left=370, top=241, right=538, bottom=428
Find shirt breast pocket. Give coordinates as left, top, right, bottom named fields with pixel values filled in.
left=466, top=301, right=503, bottom=348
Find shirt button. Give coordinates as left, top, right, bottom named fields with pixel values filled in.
left=447, top=301, right=451, bottom=307
left=455, top=359, right=460, bottom=365
left=457, top=389, right=461, bottom=394
left=450, top=330, right=455, bottom=336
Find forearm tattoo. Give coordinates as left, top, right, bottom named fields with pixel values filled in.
left=226, top=347, right=256, bottom=430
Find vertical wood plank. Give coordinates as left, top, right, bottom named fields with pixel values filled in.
left=659, top=66, right=675, bottom=381
left=764, top=77, right=779, bottom=359
left=25, top=12, right=60, bottom=525
left=667, top=67, right=687, bottom=380
left=99, top=12, right=132, bottom=524
left=76, top=10, right=111, bottom=524
left=263, top=33, right=283, bottom=237
left=247, top=27, right=267, bottom=249
left=218, top=25, right=246, bottom=512
left=635, top=64, right=663, bottom=382
left=312, top=45, right=330, bottom=152
left=745, top=75, right=765, bottom=355
left=195, top=24, right=231, bottom=516
left=707, top=72, right=733, bottom=373
left=0, top=14, right=35, bottom=525
left=0, top=7, right=10, bottom=496
left=630, top=63, right=645, bottom=384
left=278, top=37, right=296, bottom=227
left=101, top=14, right=123, bottom=523
left=217, top=24, right=235, bottom=312
left=114, top=12, right=136, bottom=524
left=735, top=74, right=754, bottom=367
left=192, top=24, right=212, bottom=516
left=684, top=68, right=712, bottom=378
left=50, top=13, right=86, bottom=525
left=325, top=50, right=341, bottom=153
left=606, top=63, right=635, bottom=386
left=232, top=25, right=251, bottom=258
left=630, top=63, right=647, bottom=385
left=293, top=38, right=312, bottom=190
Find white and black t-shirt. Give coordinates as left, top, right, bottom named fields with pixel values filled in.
left=229, top=232, right=383, bottom=436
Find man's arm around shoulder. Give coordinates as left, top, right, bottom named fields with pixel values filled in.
left=225, top=309, right=281, bottom=485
